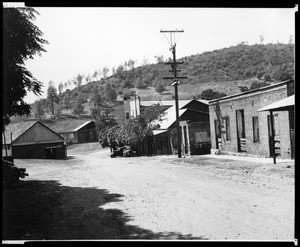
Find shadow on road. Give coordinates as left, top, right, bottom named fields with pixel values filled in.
left=2, top=180, right=207, bottom=240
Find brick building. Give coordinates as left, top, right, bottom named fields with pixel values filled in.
left=208, top=80, right=294, bottom=159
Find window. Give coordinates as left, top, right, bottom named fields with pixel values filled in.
left=252, top=116, right=260, bottom=142
left=222, top=117, right=231, bottom=140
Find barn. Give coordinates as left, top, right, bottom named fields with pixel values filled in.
left=2, top=121, right=66, bottom=159
left=43, top=119, right=97, bottom=144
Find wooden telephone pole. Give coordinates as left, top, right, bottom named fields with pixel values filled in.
left=160, top=29, right=187, bottom=158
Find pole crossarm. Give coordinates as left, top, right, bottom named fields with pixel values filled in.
left=163, top=76, right=187, bottom=80
left=160, top=30, right=184, bottom=33
left=169, top=70, right=181, bottom=73
left=165, top=61, right=184, bottom=65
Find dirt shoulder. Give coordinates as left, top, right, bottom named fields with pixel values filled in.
left=4, top=143, right=295, bottom=241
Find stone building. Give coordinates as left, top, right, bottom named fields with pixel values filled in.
left=208, top=79, right=294, bottom=159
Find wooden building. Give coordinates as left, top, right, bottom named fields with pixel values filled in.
left=149, top=99, right=211, bottom=156
left=43, top=119, right=97, bottom=144
left=2, top=121, right=66, bottom=159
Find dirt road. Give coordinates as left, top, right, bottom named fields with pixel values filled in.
left=6, top=143, right=294, bottom=240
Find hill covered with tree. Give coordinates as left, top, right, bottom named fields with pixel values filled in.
left=29, top=42, right=294, bottom=123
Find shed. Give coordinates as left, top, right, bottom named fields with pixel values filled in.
left=2, top=121, right=66, bottom=159
left=43, top=119, right=97, bottom=144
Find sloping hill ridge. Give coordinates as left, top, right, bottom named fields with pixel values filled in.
left=24, top=43, right=294, bottom=122
left=82, top=43, right=294, bottom=99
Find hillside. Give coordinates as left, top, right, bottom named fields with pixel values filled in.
left=25, top=43, right=294, bottom=123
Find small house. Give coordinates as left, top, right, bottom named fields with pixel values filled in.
left=2, top=121, right=66, bottom=159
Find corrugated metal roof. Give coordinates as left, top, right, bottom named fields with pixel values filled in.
left=258, top=95, right=294, bottom=112
left=151, top=107, right=188, bottom=129
left=2, top=121, right=37, bottom=144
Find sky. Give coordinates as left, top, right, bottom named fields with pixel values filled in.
left=20, top=7, right=296, bottom=103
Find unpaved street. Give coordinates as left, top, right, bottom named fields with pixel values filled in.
left=6, top=143, right=294, bottom=240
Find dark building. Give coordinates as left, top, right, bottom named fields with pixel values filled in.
left=2, top=121, right=66, bottom=159
left=148, top=99, right=211, bottom=156
left=43, top=119, right=97, bottom=144
left=208, top=80, right=294, bottom=159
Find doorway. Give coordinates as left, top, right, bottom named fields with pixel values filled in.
left=236, top=109, right=246, bottom=152
left=267, top=114, right=281, bottom=157
left=214, top=120, right=221, bottom=149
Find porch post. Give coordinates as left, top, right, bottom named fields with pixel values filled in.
left=269, top=110, right=276, bottom=164
left=186, top=122, right=191, bottom=156
left=181, top=124, right=185, bottom=157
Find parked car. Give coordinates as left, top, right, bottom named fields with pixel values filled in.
left=2, top=159, right=28, bottom=185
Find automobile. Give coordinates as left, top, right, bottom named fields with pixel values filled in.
left=2, top=159, right=28, bottom=185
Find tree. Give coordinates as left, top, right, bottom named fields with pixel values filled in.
left=72, top=93, right=84, bottom=115
left=199, top=89, right=227, bottom=100
left=127, top=59, right=135, bottom=70
left=155, top=81, right=166, bottom=94
left=155, top=55, right=165, bottom=63
left=3, top=8, right=48, bottom=128
left=142, top=57, right=149, bottom=65
left=289, top=35, right=294, bottom=45
left=259, top=35, right=264, bottom=44
left=115, top=65, right=125, bottom=80
left=106, top=104, right=166, bottom=156
left=104, top=82, right=117, bottom=102
left=102, top=66, right=109, bottom=78
left=112, top=67, right=116, bottom=75
left=135, top=77, right=146, bottom=89
left=47, top=81, right=58, bottom=115
left=92, top=88, right=103, bottom=107
left=73, top=74, right=83, bottom=89
left=33, top=99, right=45, bottom=120
left=92, top=70, right=98, bottom=81
left=54, top=103, right=62, bottom=118
left=239, top=81, right=270, bottom=92
left=63, top=91, right=72, bottom=110
left=58, top=82, right=64, bottom=94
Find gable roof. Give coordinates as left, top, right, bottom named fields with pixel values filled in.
left=42, top=119, right=94, bottom=133
left=151, top=107, right=188, bottom=130
left=2, top=121, right=64, bottom=145
left=73, top=120, right=94, bottom=132
left=3, top=121, right=37, bottom=145
left=140, top=99, right=209, bottom=108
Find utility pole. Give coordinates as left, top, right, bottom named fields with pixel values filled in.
left=160, top=29, right=187, bottom=158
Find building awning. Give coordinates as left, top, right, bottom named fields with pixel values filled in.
left=258, top=95, right=294, bottom=112
left=152, top=129, right=168, bottom=136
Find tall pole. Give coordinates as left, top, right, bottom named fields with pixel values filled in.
left=172, top=45, right=182, bottom=158
left=160, top=29, right=186, bottom=158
